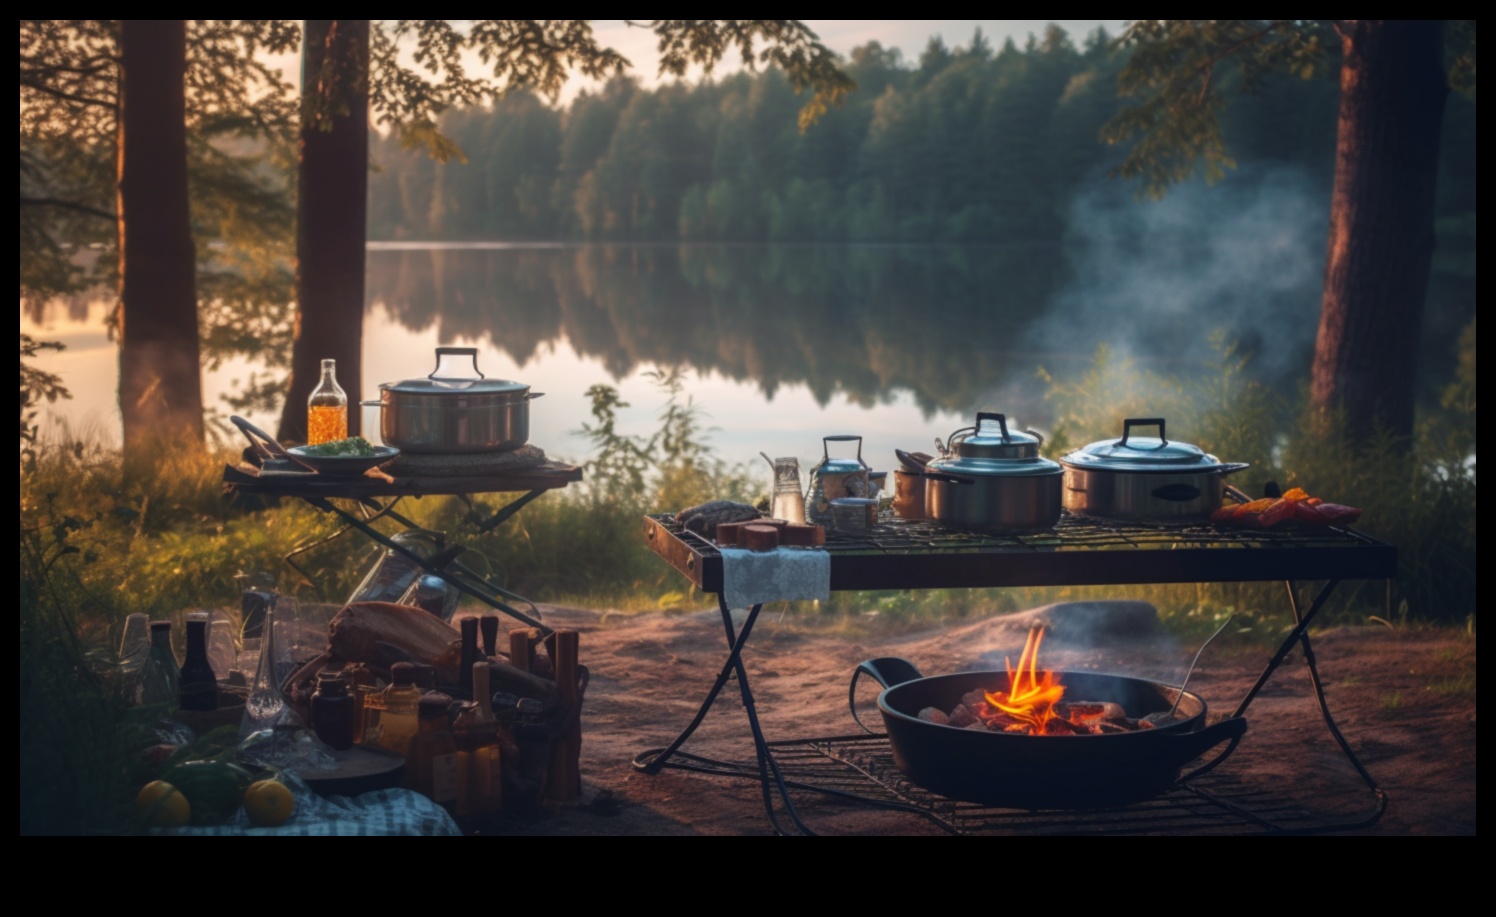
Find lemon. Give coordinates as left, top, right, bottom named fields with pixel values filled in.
left=243, top=779, right=295, bottom=827
left=136, top=780, right=191, bottom=828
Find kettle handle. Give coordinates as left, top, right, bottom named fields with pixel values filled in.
left=975, top=412, right=1012, bottom=442
left=822, top=435, right=867, bottom=468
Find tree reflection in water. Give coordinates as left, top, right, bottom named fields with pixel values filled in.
left=365, top=243, right=1070, bottom=419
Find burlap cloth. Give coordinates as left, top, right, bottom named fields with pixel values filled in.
left=384, top=444, right=548, bottom=478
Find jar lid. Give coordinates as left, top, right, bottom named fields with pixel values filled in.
left=419, top=693, right=453, bottom=719
left=390, top=662, right=417, bottom=686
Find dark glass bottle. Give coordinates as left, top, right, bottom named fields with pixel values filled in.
left=178, top=612, right=218, bottom=711
left=459, top=617, right=480, bottom=698
left=139, top=620, right=180, bottom=707
left=480, top=615, right=499, bottom=657
left=312, top=670, right=356, bottom=751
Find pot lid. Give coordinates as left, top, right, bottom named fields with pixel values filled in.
left=927, top=453, right=1063, bottom=478
left=1061, top=418, right=1227, bottom=471
left=382, top=346, right=530, bottom=395
left=946, top=412, right=1043, bottom=460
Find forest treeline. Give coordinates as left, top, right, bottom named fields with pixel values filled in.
left=368, top=26, right=1476, bottom=244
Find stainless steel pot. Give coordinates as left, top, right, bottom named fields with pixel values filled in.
left=363, top=347, right=544, bottom=454
left=924, top=412, right=1063, bottom=533
left=1059, top=418, right=1249, bottom=520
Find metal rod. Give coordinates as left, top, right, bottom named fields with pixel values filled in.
left=476, top=489, right=546, bottom=533
left=1231, top=579, right=1340, bottom=718
left=318, top=499, right=551, bottom=634
left=1280, top=580, right=1384, bottom=795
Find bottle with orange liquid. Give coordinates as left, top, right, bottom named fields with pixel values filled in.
left=307, top=358, right=348, bottom=445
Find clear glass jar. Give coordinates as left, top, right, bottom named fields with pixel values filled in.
left=307, top=358, right=348, bottom=445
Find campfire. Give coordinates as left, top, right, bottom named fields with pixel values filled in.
left=918, top=626, right=1172, bottom=735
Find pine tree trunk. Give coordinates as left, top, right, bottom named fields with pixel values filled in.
left=1311, top=20, right=1448, bottom=442
left=279, top=20, right=370, bottom=443
left=117, top=20, right=203, bottom=451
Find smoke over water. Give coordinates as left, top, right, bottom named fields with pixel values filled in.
left=986, top=163, right=1331, bottom=421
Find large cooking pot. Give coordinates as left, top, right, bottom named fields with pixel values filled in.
left=364, top=347, right=543, bottom=454
left=850, top=657, right=1246, bottom=809
left=923, top=412, right=1063, bottom=533
left=1059, top=418, right=1250, bottom=520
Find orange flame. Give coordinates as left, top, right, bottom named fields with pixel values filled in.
left=984, top=626, right=1066, bottom=734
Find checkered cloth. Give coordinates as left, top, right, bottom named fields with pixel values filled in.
left=163, top=772, right=461, bottom=837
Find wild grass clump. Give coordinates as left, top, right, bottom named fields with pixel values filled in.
left=1033, top=331, right=1477, bottom=631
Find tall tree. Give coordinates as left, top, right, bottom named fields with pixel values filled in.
left=21, top=20, right=300, bottom=450
left=116, top=20, right=203, bottom=448
left=281, top=20, right=370, bottom=441
left=276, top=19, right=853, bottom=439
left=1104, top=19, right=1475, bottom=442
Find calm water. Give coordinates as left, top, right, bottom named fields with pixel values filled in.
left=19, top=241, right=1472, bottom=480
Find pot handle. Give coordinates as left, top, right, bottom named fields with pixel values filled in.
left=1214, top=463, right=1251, bottom=476
left=1119, top=417, right=1167, bottom=448
left=848, top=657, right=924, bottom=735
left=360, top=399, right=383, bottom=407
left=975, top=412, right=1012, bottom=442
left=1169, top=716, right=1249, bottom=783
left=527, top=391, right=546, bottom=400
left=430, top=346, right=485, bottom=382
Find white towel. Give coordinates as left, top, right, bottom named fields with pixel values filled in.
left=719, top=546, right=832, bottom=609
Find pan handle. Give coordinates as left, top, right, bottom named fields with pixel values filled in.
left=1171, top=716, right=1249, bottom=783
left=848, top=657, right=924, bottom=735
left=230, top=414, right=291, bottom=458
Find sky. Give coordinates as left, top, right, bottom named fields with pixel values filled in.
left=563, top=20, right=1126, bottom=102
left=264, top=20, right=1128, bottom=106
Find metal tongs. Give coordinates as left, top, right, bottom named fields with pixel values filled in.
left=231, top=415, right=306, bottom=476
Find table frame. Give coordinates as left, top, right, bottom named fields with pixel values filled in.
left=635, top=511, right=1397, bottom=835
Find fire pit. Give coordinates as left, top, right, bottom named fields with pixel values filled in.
left=850, top=627, right=1246, bottom=810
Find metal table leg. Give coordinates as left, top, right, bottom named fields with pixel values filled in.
left=291, top=491, right=554, bottom=634
left=632, top=593, right=818, bottom=835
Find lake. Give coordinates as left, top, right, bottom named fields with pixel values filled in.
left=20, top=240, right=1472, bottom=482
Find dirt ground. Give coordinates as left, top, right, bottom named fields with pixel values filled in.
left=480, top=601, right=1477, bottom=836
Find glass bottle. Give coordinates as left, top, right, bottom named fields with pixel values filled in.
left=459, top=617, right=480, bottom=698
left=178, top=612, right=218, bottom=711
left=454, top=662, right=503, bottom=818
left=367, top=662, right=422, bottom=755
left=405, top=693, right=461, bottom=813
left=306, top=358, right=348, bottom=445
left=312, top=670, right=356, bottom=751
left=139, top=620, right=180, bottom=708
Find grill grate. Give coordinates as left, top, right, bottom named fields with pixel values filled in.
left=651, top=734, right=1383, bottom=836
left=653, top=510, right=1386, bottom=557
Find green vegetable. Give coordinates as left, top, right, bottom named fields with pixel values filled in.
left=164, top=761, right=254, bottom=825
left=301, top=436, right=376, bottom=457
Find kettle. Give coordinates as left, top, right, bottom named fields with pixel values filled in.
left=806, top=435, right=871, bottom=524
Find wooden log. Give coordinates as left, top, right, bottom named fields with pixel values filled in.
left=509, top=627, right=536, bottom=673
left=545, top=630, right=582, bottom=803
left=485, top=660, right=559, bottom=713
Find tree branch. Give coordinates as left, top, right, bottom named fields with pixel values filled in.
left=1194, top=21, right=1294, bottom=104
left=20, top=196, right=116, bottom=221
